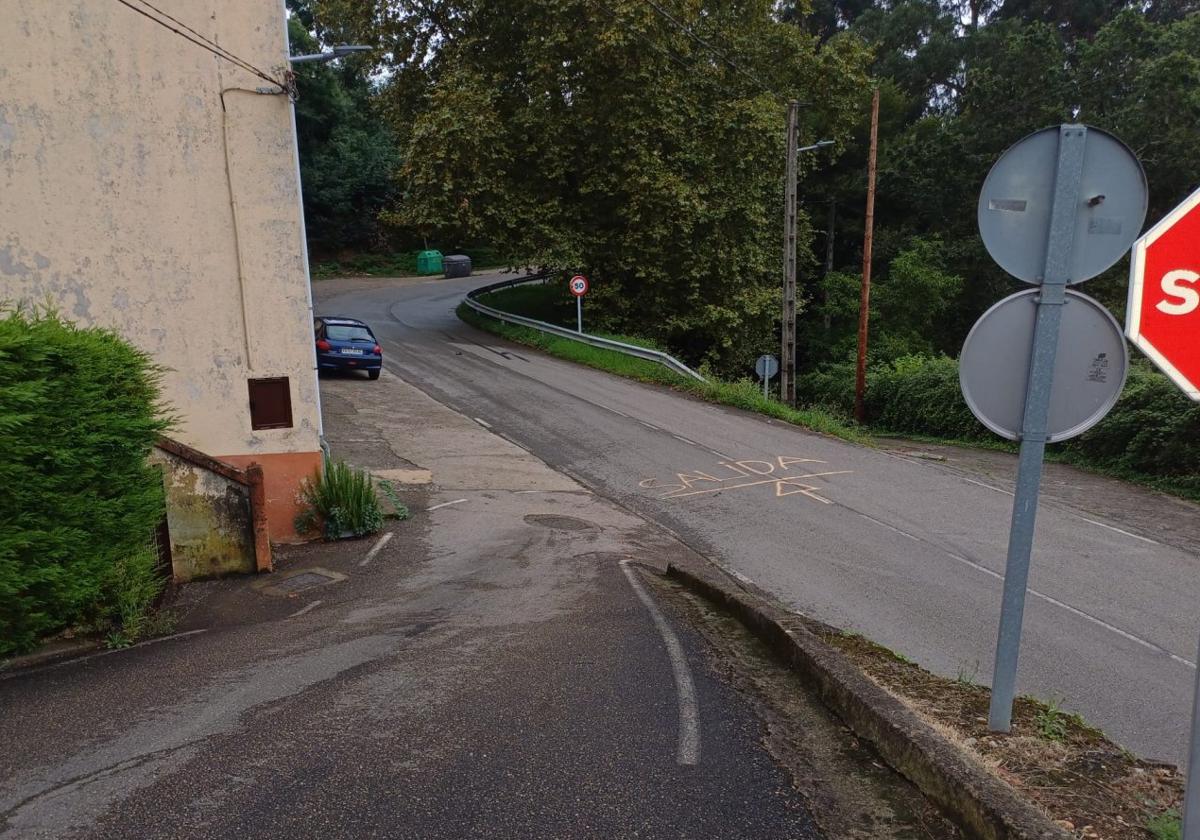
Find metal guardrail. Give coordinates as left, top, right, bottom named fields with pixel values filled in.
left=463, top=274, right=707, bottom=383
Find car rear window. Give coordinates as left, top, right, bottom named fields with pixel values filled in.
left=326, top=325, right=375, bottom=342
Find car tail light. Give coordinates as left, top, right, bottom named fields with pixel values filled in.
left=373, top=344, right=382, bottom=355
left=316, top=339, right=331, bottom=351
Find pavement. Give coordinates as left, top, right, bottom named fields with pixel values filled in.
left=0, top=361, right=955, bottom=838
left=313, top=270, right=1200, bottom=767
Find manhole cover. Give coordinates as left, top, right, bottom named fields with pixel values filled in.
left=256, top=567, right=346, bottom=597
left=523, top=514, right=595, bottom=531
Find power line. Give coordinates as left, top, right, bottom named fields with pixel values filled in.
left=112, top=0, right=284, bottom=91
left=641, top=0, right=788, bottom=104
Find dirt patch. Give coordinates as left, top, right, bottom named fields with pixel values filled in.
left=821, top=630, right=1183, bottom=839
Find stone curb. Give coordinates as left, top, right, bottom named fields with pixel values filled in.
left=665, top=558, right=1070, bottom=840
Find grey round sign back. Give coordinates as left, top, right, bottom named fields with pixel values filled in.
left=756, top=354, right=779, bottom=379
left=959, top=289, right=1127, bottom=442
left=978, top=126, right=1147, bottom=284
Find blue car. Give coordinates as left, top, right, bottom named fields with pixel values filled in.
left=314, top=316, right=383, bottom=380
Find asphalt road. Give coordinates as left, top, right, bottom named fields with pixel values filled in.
left=318, top=271, right=1200, bottom=767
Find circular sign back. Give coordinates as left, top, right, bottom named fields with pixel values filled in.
left=755, top=354, right=779, bottom=379
left=959, top=289, right=1128, bottom=442
left=569, top=275, right=589, bottom=297
left=977, top=125, right=1147, bottom=285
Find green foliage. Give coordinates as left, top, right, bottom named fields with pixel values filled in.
left=1146, top=809, right=1182, bottom=840
left=1033, top=697, right=1070, bottom=741
left=312, top=246, right=505, bottom=279
left=295, top=458, right=387, bottom=539
left=102, top=548, right=166, bottom=649
left=0, top=309, right=171, bottom=657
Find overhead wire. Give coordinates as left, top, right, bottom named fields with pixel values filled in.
left=112, top=0, right=286, bottom=91
left=584, top=0, right=766, bottom=104
left=640, top=0, right=789, bottom=104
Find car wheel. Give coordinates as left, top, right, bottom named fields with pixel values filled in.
left=368, top=369, right=380, bottom=381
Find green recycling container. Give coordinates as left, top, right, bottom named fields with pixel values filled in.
left=417, top=250, right=443, bottom=275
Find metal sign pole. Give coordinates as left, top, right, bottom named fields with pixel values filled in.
left=577, top=296, right=583, bottom=334
left=987, top=125, right=1088, bottom=732
left=763, top=373, right=769, bottom=399
left=1185, top=636, right=1200, bottom=839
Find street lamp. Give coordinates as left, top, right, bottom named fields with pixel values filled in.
left=288, top=44, right=372, bottom=64
left=798, top=140, right=835, bottom=155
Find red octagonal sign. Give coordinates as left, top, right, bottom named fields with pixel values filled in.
left=1127, top=185, right=1200, bottom=401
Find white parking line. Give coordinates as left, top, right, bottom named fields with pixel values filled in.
left=358, top=532, right=394, bottom=567
left=289, top=600, right=323, bottom=618
left=620, top=560, right=700, bottom=765
left=427, top=498, right=468, bottom=512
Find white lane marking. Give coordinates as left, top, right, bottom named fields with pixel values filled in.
left=672, top=435, right=697, bottom=446
left=474, top=417, right=492, bottom=429
left=857, top=512, right=921, bottom=541
left=601, top=405, right=630, bottom=418
left=620, top=560, right=700, bottom=765
left=359, top=532, right=394, bottom=567
left=289, top=600, right=323, bottom=618
left=942, top=552, right=1195, bottom=669
left=1079, top=517, right=1160, bottom=546
left=640, top=421, right=658, bottom=430
left=427, top=498, right=468, bottom=512
left=710, top=450, right=732, bottom=459
left=961, top=477, right=1012, bottom=496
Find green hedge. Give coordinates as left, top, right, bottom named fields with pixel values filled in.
left=0, top=311, right=170, bottom=657
left=801, top=354, right=1200, bottom=498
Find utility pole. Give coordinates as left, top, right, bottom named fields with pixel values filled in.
left=781, top=100, right=799, bottom=407
left=854, top=88, right=880, bottom=424
left=823, top=199, right=835, bottom=334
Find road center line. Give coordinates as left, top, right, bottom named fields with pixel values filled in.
left=1078, top=516, right=1160, bottom=545
left=427, top=498, right=468, bottom=512
left=942, top=552, right=1195, bottom=669
left=620, top=560, right=700, bottom=765
left=358, top=532, right=394, bottom=566
left=672, top=435, right=697, bottom=446
left=289, top=600, right=323, bottom=619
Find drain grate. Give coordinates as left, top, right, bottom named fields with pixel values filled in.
left=256, top=567, right=346, bottom=598
left=523, top=514, right=596, bottom=531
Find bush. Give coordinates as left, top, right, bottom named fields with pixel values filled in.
left=0, top=309, right=170, bottom=657
left=294, top=457, right=389, bottom=539
left=865, top=354, right=988, bottom=440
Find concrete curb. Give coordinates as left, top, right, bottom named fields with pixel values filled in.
left=665, top=558, right=1070, bottom=840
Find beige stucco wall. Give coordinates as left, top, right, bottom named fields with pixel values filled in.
left=0, top=0, right=321, bottom=460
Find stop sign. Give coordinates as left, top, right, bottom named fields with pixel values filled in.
left=1127, top=185, right=1200, bottom=401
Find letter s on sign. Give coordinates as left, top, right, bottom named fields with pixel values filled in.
left=1156, top=270, right=1200, bottom=316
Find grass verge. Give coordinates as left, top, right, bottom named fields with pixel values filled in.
left=457, top=303, right=867, bottom=445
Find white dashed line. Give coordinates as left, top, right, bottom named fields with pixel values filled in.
left=620, top=560, right=701, bottom=765
left=289, top=600, right=323, bottom=618
left=961, top=477, right=1012, bottom=496
left=427, top=498, right=468, bottom=512
left=640, top=421, right=658, bottom=430
left=941, top=552, right=1194, bottom=669
left=709, top=450, right=732, bottom=459
left=672, top=435, right=697, bottom=446
left=474, top=417, right=492, bottom=429
left=1078, top=517, right=1160, bottom=545
left=601, top=405, right=630, bottom=418
left=358, top=532, right=394, bottom=567
left=857, top=512, right=921, bottom=541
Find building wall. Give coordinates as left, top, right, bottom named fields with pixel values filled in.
left=0, top=0, right=321, bottom=540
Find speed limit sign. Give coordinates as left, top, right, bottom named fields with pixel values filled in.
left=569, top=275, right=589, bottom=297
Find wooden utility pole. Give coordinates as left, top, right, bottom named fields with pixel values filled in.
left=781, top=100, right=799, bottom=406
left=854, top=88, right=880, bottom=424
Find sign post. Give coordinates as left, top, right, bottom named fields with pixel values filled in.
left=1125, top=184, right=1200, bottom=840
left=756, top=354, right=779, bottom=399
left=967, top=125, right=1146, bottom=733
left=569, top=274, right=589, bottom=333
